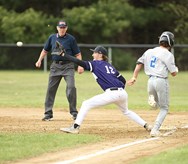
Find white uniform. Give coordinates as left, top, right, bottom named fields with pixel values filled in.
left=137, top=46, right=177, bottom=130
left=138, top=47, right=177, bottom=78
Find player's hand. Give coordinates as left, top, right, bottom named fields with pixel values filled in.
left=77, top=66, right=84, bottom=74
left=127, top=77, right=136, bottom=86
left=35, top=60, right=41, bottom=68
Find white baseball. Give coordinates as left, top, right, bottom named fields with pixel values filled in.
left=16, top=41, right=23, bottom=47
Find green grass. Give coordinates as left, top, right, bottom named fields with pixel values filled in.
left=0, top=132, right=101, bottom=162
left=134, top=144, right=188, bottom=164
left=0, top=70, right=187, bottom=163
left=0, top=70, right=187, bottom=111
left=0, top=70, right=102, bottom=108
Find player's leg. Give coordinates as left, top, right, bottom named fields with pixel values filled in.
left=75, top=91, right=117, bottom=125
left=148, top=78, right=158, bottom=109
left=153, top=79, right=169, bottom=129
left=43, top=75, right=62, bottom=120
left=115, top=90, right=149, bottom=129
left=60, top=91, right=114, bottom=133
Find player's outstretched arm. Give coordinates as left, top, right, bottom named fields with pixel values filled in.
left=63, top=52, right=87, bottom=69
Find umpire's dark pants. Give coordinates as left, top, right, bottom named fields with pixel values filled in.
left=44, top=62, right=78, bottom=117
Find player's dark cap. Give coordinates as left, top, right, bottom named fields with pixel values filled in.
left=90, top=46, right=108, bottom=56
left=57, top=20, right=68, bottom=27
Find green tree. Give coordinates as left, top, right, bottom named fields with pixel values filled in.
left=0, top=0, right=98, bottom=16
left=0, top=0, right=187, bottom=70
left=0, top=8, right=56, bottom=43
left=63, top=0, right=137, bottom=43
left=62, top=0, right=167, bottom=44
left=161, top=1, right=188, bottom=43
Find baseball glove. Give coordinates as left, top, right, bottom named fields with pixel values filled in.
left=51, top=41, right=66, bottom=56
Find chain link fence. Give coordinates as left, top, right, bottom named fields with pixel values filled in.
left=0, top=43, right=187, bottom=71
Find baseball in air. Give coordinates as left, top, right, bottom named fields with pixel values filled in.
left=16, top=41, right=23, bottom=47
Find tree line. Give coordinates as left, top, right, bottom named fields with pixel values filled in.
left=0, top=0, right=187, bottom=70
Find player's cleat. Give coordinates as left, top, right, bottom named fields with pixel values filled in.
left=144, top=123, right=152, bottom=131
left=72, top=114, right=77, bottom=120
left=60, top=125, right=79, bottom=134
left=148, top=95, right=157, bottom=109
left=150, top=129, right=161, bottom=137
left=42, top=116, right=53, bottom=121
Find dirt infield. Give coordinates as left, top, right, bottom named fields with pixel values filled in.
left=0, top=108, right=188, bottom=164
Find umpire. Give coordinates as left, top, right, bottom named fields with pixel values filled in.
left=35, top=20, right=84, bottom=121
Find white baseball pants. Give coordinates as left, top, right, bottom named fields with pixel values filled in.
left=75, top=88, right=147, bottom=127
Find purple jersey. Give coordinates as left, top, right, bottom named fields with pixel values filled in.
left=85, top=60, right=125, bottom=91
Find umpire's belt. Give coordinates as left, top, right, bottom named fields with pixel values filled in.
left=106, top=87, right=123, bottom=91
left=54, top=60, right=70, bottom=65
left=149, top=75, right=167, bottom=79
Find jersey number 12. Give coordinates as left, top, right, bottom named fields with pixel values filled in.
left=105, top=66, right=115, bottom=74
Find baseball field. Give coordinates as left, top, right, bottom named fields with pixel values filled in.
left=0, top=70, right=187, bottom=164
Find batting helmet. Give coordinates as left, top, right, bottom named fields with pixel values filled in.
left=159, top=31, right=174, bottom=47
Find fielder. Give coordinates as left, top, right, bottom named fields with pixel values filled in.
left=56, top=45, right=151, bottom=134
left=128, top=31, right=178, bottom=137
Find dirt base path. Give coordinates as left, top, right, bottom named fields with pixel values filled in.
left=0, top=108, right=187, bottom=164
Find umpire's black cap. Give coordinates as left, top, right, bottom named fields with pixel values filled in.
left=57, top=20, right=68, bottom=27
left=90, top=46, right=108, bottom=56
